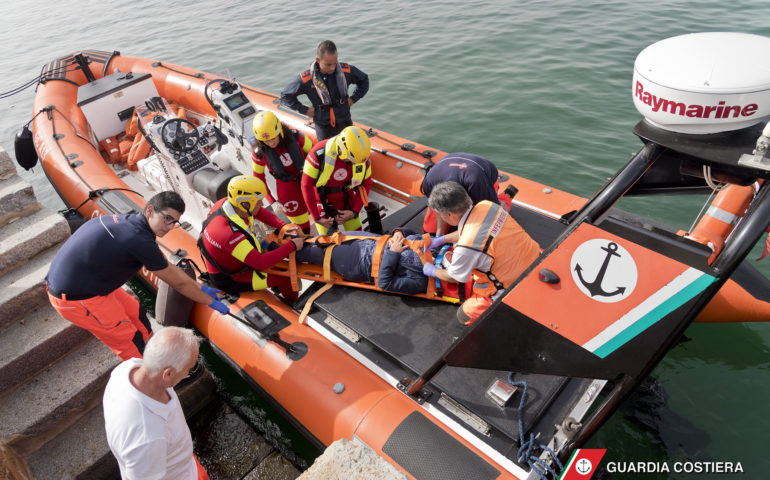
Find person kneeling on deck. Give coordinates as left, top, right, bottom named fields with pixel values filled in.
left=46, top=191, right=229, bottom=361
left=301, top=125, right=372, bottom=235
left=103, top=326, right=209, bottom=480
left=423, top=182, right=540, bottom=325
left=295, top=230, right=432, bottom=294
left=199, top=175, right=303, bottom=301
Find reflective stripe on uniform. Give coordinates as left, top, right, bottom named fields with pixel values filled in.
left=467, top=204, right=508, bottom=251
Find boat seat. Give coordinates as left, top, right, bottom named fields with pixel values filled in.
left=192, top=168, right=240, bottom=202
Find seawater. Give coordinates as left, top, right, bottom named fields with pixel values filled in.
left=1, top=1, right=769, bottom=477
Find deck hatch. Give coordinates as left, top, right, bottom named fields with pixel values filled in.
left=383, top=411, right=500, bottom=480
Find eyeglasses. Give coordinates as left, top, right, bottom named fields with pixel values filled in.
left=158, top=210, right=181, bottom=227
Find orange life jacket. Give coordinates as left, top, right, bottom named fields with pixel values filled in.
left=456, top=201, right=540, bottom=297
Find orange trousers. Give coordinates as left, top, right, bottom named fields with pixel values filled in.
left=460, top=294, right=492, bottom=325
left=48, top=287, right=152, bottom=360
left=194, top=454, right=209, bottom=480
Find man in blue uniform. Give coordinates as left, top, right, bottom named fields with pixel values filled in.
left=46, top=191, right=228, bottom=360
left=421, top=152, right=509, bottom=235
left=280, top=40, right=369, bottom=141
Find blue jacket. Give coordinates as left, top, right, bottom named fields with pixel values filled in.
left=46, top=214, right=167, bottom=298
left=421, top=152, right=500, bottom=205
left=377, top=245, right=427, bottom=294
left=280, top=62, right=369, bottom=127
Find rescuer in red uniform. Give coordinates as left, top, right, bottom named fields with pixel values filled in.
left=301, top=125, right=372, bottom=235
left=199, top=176, right=303, bottom=301
left=252, top=111, right=313, bottom=233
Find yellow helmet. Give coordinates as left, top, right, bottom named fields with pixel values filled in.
left=227, top=175, right=266, bottom=214
left=335, top=126, right=370, bottom=163
left=252, top=111, right=282, bottom=142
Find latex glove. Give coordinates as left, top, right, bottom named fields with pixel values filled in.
left=208, top=298, right=230, bottom=315
left=427, top=235, right=445, bottom=251
left=271, top=201, right=285, bottom=215
left=423, top=262, right=437, bottom=277
left=201, top=285, right=222, bottom=302
left=201, top=285, right=230, bottom=315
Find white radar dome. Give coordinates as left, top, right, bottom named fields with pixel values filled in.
left=633, top=32, right=770, bottom=134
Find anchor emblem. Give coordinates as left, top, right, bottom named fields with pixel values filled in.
left=575, top=242, right=626, bottom=297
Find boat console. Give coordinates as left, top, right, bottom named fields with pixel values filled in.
left=135, top=97, right=239, bottom=224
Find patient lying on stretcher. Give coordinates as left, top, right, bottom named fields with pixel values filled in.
left=292, top=229, right=467, bottom=298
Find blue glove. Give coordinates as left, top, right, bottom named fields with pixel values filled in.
left=201, top=285, right=229, bottom=315
left=423, top=262, right=437, bottom=277
left=201, top=284, right=221, bottom=302
left=427, top=235, right=446, bottom=251
left=208, top=298, right=230, bottom=315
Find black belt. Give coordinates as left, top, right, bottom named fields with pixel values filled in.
left=47, top=286, right=93, bottom=301
left=314, top=100, right=347, bottom=110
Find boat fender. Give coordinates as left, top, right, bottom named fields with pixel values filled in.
left=687, top=184, right=755, bottom=263
left=155, top=258, right=196, bottom=327
left=14, top=125, right=38, bottom=170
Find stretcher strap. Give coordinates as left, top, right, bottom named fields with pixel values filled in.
left=369, top=235, right=391, bottom=281
left=358, top=185, right=369, bottom=207
left=298, top=282, right=334, bottom=325
left=323, top=245, right=335, bottom=282
left=267, top=224, right=303, bottom=291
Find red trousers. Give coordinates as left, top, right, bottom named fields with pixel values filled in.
left=48, top=287, right=152, bottom=360
left=275, top=179, right=310, bottom=231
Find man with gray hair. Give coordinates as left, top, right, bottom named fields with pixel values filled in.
left=423, top=182, right=540, bottom=325
left=103, top=326, right=208, bottom=479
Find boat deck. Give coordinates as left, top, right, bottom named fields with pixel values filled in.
left=301, top=198, right=596, bottom=459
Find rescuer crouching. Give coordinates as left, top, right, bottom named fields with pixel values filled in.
left=198, top=175, right=303, bottom=302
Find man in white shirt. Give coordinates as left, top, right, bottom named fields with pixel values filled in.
left=103, top=326, right=208, bottom=480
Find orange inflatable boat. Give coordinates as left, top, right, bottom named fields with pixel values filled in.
left=23, top=41, right=770, bottom=479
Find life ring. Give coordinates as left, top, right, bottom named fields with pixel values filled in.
left=687, top=184, right=756, bottom=263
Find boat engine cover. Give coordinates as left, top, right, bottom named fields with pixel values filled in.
left=633, top=32, right=770, bottom=134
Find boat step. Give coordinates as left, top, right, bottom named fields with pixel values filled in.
left=0, top=336, right=119, bottom=439
left=0, top=174, right=42, bottom=229
left=0, top=303, right=91, bottom=395
left=0, top=147, right=17, bottom=181
left=0, top=245, right=60, bottom=328
left=0, top=207, right=70, bottom=277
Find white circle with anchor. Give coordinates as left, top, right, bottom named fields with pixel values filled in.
left=570, top=238, right=637, bottom=303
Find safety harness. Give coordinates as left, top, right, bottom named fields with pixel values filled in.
left=197, top=202, right=266, bottom=280
left=262, top=133, right=305, bottom=182
left=311, top=143, right=369, bottom=216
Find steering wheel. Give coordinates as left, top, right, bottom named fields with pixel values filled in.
left=160, top=118, right=200, bottom=153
